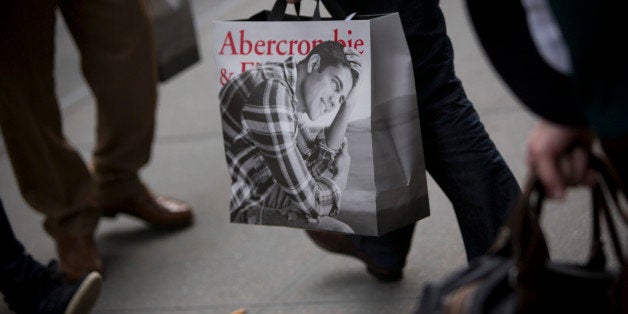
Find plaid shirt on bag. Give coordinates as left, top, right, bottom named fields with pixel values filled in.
left=219, top=58, right=341, bottom=223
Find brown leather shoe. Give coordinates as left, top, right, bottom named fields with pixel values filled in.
left=100, top=186, right=193, bottom=229
left=55, top=234, right=103, bottom=282
left=306, top=230, right=403, bottom=282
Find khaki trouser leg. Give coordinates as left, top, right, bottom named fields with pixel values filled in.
left=59, top=0, right=158, bottom=204
left=0, top=1, right=98, bottom=237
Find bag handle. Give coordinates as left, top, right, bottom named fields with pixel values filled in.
left=593, top=156, right=628, bottom=225
left=320, top=0, right=347, bottom=19
left=584, top=156, right=626, bottom=267
left=490, top=153, right=627, bottom=311
left=269, top=0, right=291, bottom=21
left=268, top=0, right=346, bottom=21
left=510, top=177, right=549, bottom=286
left=500, top=154, right=628, bottom=285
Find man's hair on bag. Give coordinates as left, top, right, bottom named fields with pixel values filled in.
left=299, top=40, right=359, bottom=87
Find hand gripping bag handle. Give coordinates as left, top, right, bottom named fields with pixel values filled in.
left=502, top=154, right=628, bottom=310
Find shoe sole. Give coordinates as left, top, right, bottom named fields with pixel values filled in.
left=65, top=272, right=102, bottom=314
left=101, top=210, right=193, bottom=230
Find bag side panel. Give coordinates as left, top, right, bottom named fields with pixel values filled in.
left=369, top=13, right=429, bottom=235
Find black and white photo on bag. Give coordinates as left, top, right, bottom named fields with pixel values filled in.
left=214, top=15, right=429, bottom=235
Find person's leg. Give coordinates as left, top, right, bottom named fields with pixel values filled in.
left=314, top=0, right=520, bottom=266
left=0, top=200, right=26, bottom=268
left=59, top=0, right=193, bottom=228
left=393, top=0, right=520, bottom=260
left=0, top=0, right=101, bottom=280
left=59, top=0, right=155, bottom=203
left=0, top=0, right=99, bottom=239
left=0, top=198, right=49, bottom=311
left=0, top=199, right=102, bottom=314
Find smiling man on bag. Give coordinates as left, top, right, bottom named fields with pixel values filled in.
left=220, top=40, right=363, bottom=233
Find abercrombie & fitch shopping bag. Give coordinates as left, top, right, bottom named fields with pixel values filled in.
left=213, top=0, right=429, bottom=236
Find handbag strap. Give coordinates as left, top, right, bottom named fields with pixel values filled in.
left=295, top=2, right=301, bottom=16
left=593, top=156, right=628, bottom=225
left=488, top=177, right=546, bottom=259
left=587, top=188, right=607, bottom=269
left=590, top=154, right=628, bottom=266
left=505, top=154, right=627, bottom=283
left=269, top=0, right=289, bottom=21
left=268, top=0, right=346, bottom=21
left=596, top=180, right=628, bottom=267
left=493, top=153, right=628, bottom=310
left=510, top=177, right=549, bottom=286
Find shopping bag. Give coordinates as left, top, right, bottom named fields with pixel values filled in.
left=415, top=155, right=628, bottom=313
left=147, top=0, right=200, bottom=81
left=213, top=0, right=429, bottom=236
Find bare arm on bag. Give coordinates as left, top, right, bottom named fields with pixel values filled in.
left=332, top=140, right=350, bottom=191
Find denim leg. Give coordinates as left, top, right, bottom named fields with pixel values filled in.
left=336, top=0, right=521, bottom=264
left=421, top=97, right=520, bottom=260
left=0, top=198, right=26, bottom=264
left=0, top=197, right=52, bottom=308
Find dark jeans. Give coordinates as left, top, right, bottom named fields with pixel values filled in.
left=1, top=197, right=47, bottom=301
left=333, top=0, right=521, bottom=267
left=0, top=198, right=62, bottom=312
left=0, top=199, right=26, bottom=265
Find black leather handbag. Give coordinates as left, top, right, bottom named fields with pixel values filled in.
left=416, top=156, right=628, bottom=313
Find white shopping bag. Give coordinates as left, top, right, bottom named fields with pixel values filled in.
left=213, top=0, right=428, bottom=235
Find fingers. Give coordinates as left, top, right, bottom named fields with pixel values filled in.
left=530, top=147, right=566, bottom=199
left=335, top=140, right=350, bottom=168
left=343, top=47, right=362, bottom=73
left=527, top=120, right=596, bottom=199
left=568, top=147, right=597, bottom=185
left=569, top=147, right=588, bottom=183
left=343, top=46, right=360, bottom=57
left=560, top=148, right=598, bottom=187
left=338, top=139, right=349, bottom=156
left=530, top=146, right=597, bottom=199
left=527, top=121, right=562, bottom=198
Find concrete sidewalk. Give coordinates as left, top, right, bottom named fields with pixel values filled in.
left=0, top=0, right=591, bottom=313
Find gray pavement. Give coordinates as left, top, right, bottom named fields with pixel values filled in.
left=0, top=0, right=591, bottom=313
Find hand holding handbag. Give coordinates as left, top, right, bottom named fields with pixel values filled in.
left=416, top=155, right=628, bottom=313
